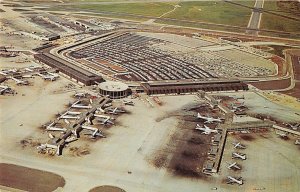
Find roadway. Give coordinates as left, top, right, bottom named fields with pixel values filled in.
left=246, top=0, right=264, bottom=36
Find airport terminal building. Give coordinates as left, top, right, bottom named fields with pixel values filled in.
left=98, top=81, right=129, bottom=99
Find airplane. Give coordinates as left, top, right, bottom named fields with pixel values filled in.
left=196, top=113, right=223, bottom=124
left=0, top=68, right=17, bottom=75
left=106, top=107, right=126, bottom=115
left=227, top=176, right=243, bottom=185
left=232, top=142, right=246, bottom=149
left=48, top=133, right=55, bottom=139
left=65, top=136, right=77, bottom=143
left=59, top=115, right=80, bottom=120
left=11, top=77, right=29, bottom=85
left=74, top=92, right=86, bottom=98
left=85, top=116, right=93, bottom=125
left=99, top=118, right=114, bottom=125
left=232, top=152, right=246, bottom=160
left=195, top=124, right=218, bottom=135
left=22, top=74, right=33, bottom=78
left=46, top=126, right=67, bottom=132
left=47, top=72, right=59, bottom=78
left=71, top=100, right=92, bottom=109
left=226, top=162, right=241, bottom=170
left=46, top=122, right=67, bottom=132
left=97, top=107, right=105, bottom=113
left=0, top=85, right=11, bottom=95
left=0, top=71, right=7, bottom=75
left=123, top=100, right=134, bottom=106
left=38, top=73, right=57, bottom=81
left=94, top=114, right=114, bottom=125
left=276, top=131, right=288, bottom=138
left=37, top=143, right=57, bottom=151
left=66, top=111, right=81, bottom=115
left=81, top=125, right=105, bottom=138
left=295, top=139, right=300, bottom=145
left=25, top=66, right=40, bottom=72
left=64, top=119, right=70, bottom=125
left=288, top=123, right=300, bottom=130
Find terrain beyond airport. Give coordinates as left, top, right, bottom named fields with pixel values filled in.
left=0, top=0, right=300, bottom=192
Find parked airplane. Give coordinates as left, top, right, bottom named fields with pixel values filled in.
left=46, top=126, right=67, bottom=132
left=37, top=143, right=57, bottom=151
left=71, top=100, right=92, bottom=109
left=0, top=68, right=17, bottom=75
left=230, top=103, right=245, bottom=112
left=47, top=72, right=59, bottom=78
left=197, top=113, right=223, bottom=124
left=226, top=162, right=241, bottom=170
left=11, top=77, right=29, bottom=85
left=38, top=73, right=58, bottom=81
left=289, top=123, right=300, bottom=130
left=232, top=142, right=246, bottom=149
left=97, top=107, right=105, bottom=113
left=106, top=107, right=126, bottom=115
left=48, top=133, right=55, bottom=139
left=232, top=152, right=247, bottom=160
left=0, top=85, right=11, bottom=95
left=65, top=136, right=77, bottom=143
left=0, top=71, right=7, bottom=75
left=276, top=131, right=288, bottom=138
left=81, top=125, right=105, bottom=138
left=64, top=119, right=70, bottom=125
left=227, top=176, right=243, bottom=185
left=59, top=115, right=80, bottom=120
left=46, top=122, right=67, bottom=132
left=295, top=139, right=300, bottom=145
left=66, top=111, right=81, bottom=115
left=94, top=114, right=114, bottom=125
left=123, top=100, right=134, bottom=106
left=25, top=66, right=39, bottom=72
left=74, top=92, right=86, bottom=98
left=195, top=124, right=218, bottom=134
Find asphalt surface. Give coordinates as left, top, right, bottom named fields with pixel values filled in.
left=246, top=0, right=264, bottom=36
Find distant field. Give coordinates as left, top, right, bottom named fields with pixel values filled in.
left=162, top=1, right=253, bottom=27
left=47, top=0, right=299, bottom=35
left=64, top=2, right=175, bottom=17
left=260, top=1, right=300, bottom=33
left=57, top=1, right=252, bottom=27
left=261, top=13, right=300, bottom=34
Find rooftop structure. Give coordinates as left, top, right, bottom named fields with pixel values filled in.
left=141, top=79, right=249, bottom=95
left=99, top=81, right=129, bottom=99
left=34, top=53, right=103, bottom=85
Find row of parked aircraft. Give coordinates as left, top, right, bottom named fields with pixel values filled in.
left=227, top=142, right=247, bottom=185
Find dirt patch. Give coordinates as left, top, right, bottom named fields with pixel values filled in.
left=239, top=134, right=255, bottom=141
left=151, top=119, right=211, bottom=179
left=0, top=163, right=65, bottom=192
left=188, top=137, right=205, bottom=145
left=153, top=155, right=168, bottom=168
left=68, top=145, right=90, bottom=157
left=89, top=185, right=126, bottom=192
left=20, top=137, right=43, bottom=148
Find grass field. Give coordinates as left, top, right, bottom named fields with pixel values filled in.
left=162, top=1, right=253, bottom=27
left=47, top=0, right=300, bottom=36
left=68, top=2, right=175, bottom=17
left=260, top=13, right=300, bottom=34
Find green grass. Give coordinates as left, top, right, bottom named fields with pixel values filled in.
left=260, top=13, right=300, bottom=34
left=48, top=0, right=299, bottom=36
left=70, top=2, right=175, bottom=17
left=162, top=1, right=252, bottom=27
